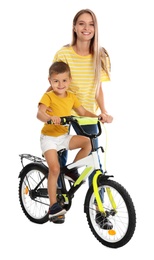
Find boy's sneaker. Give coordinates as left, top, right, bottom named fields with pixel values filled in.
left=48, top=202, right=66, bottom=222
left=64, top=169, right=80, bottom=182
left=95, top=212, right=113, bottom=230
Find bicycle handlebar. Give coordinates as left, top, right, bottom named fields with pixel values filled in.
left=47, top=116, right=102, bottom=138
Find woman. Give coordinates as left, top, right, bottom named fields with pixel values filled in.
left=47, top=8, right=113, bottom=150
left=47, top=9, right=113, bottom=228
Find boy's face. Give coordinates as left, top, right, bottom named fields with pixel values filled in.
left=49, top=72, right=71, bottom=96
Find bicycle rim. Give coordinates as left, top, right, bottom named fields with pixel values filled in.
left=86, top=180, right=136, bottom=248
left=19, top=168, right=49, bottom=223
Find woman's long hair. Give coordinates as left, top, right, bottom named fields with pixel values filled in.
left=71, top=9, right=110, bottom=95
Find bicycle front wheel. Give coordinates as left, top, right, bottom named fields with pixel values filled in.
left=18, top=163, right=49, bottom=224
left=84, top=179, right=136, bottom=248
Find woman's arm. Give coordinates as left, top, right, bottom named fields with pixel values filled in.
left=96, top=83, right=107, bottom=113
left=96, top=84, right=113, bottom=123
left=74, top=105, right=105, bottom=124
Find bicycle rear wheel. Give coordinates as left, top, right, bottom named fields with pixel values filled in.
left=84, top=179, right=136, bottom=248
left=18, top=163, right=49, bottom=224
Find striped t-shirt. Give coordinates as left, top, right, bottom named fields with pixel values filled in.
left=53, top=46, right=110, bottom=114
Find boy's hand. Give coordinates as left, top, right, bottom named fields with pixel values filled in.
left=50, top=116, right=61, bottom=125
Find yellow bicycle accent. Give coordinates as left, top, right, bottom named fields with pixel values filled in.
left=74, top=166, right=93, bottom=186
left=106, top=187, right=117, bottom=210
left=93, top=170, right=106, bottom=214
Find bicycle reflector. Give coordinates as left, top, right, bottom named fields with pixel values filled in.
left=24, top=186, right=29, bottom=195
left=108, top=230, right=116, bottom=235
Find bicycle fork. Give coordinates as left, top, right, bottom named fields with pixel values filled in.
left=93, top=170, right=117, bottom=216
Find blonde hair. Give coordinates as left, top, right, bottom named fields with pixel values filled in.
left=71, top=9, right=110, bottom=95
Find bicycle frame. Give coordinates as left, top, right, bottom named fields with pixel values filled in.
left=19, top=116, right=116, bottom=214
left=59, top=147, right=116, bottom=214
left=18, top=116, right=136, bottom=248
left=62, top=117, right=117, bottom=213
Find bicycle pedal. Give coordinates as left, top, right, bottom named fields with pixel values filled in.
left=50, top=215, right=65, bottom=224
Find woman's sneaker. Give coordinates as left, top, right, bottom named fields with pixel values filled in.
left=95, top=212, right=113, bottom=230
left=48, top=202, right=66, bottom=222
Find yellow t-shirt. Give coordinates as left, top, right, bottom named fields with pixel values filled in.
left=39, top=91, right=81, bottom=136
left=53, top=46, right=110, bottom=114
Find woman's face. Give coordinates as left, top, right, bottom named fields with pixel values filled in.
left=74, top=13, right=95, bottom=42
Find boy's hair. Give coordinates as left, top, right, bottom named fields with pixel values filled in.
left=49, top=61, right=71, bottom=78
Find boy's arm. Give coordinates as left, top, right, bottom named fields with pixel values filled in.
left=37, top=103, right=61, bottom=124
left=73, top=105, right=111, bottom=124
left=74, top=105, right=98, bottom=118
left=37, top=103, right=52, bottom=123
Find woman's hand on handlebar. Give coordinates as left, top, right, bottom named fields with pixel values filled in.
left=99, top=113, right=113, bottom=123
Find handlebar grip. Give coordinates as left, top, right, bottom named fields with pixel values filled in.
left=47, top=117, right=69, bottom=125
left=47, top=120, right=52, bottom=124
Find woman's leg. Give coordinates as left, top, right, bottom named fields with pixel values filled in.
left=57, top=149, right=68, bottom=187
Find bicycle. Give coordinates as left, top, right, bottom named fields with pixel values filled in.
left=18, top=116, right=136, bottom=248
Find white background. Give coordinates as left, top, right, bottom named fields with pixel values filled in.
left=0, top=0, right=153, bottom=258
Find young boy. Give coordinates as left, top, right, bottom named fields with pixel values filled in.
left=37, top=61, right=102, bottom=222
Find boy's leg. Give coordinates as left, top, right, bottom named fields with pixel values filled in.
left=44, top=149, right=61, bottom=206
left=69, top=135, right=91, bottom=162
left=57, top=123, right=70, bottom=186
left=71, top=123, right=102, bottom=174
left=44, top=149, right=66, bottom=220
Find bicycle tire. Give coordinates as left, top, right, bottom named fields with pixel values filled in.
left=18, top=163, right=49, bottom=224
left=84, top=179, right=136, bottom=248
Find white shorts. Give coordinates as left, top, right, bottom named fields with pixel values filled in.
left=40, top=134, right=73, bottom=154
